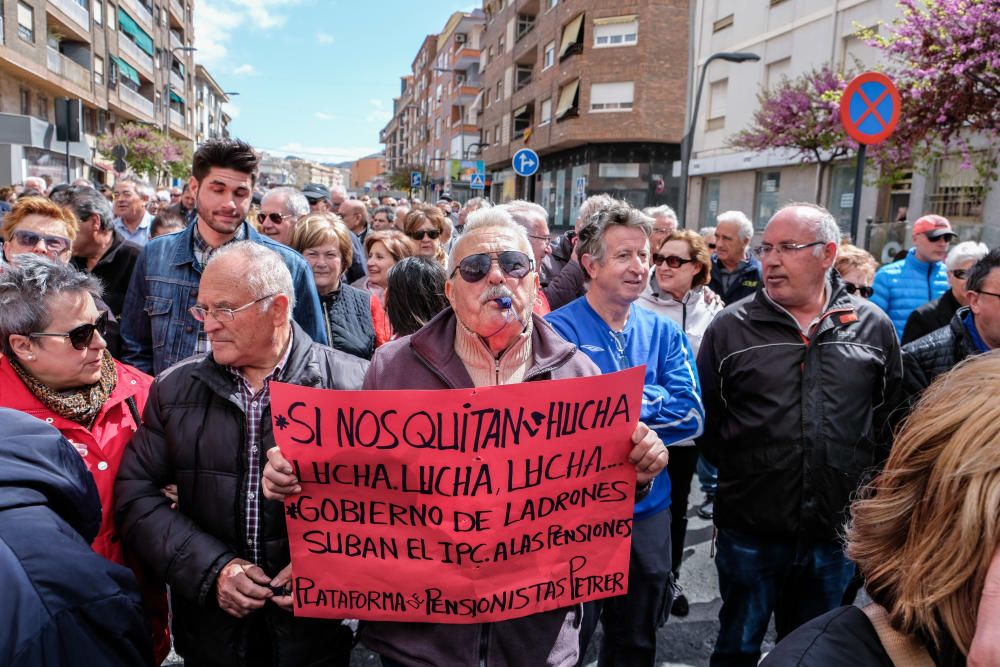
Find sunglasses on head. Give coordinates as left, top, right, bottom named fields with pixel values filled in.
left=28, top=311, right=109, bottom=350
left=257, top=212, right=291, bottom=225
left=408, top=229, right=441, bottom=241
left=451, top=251, right=534, bottom=283
left=10, top=229, right=71, bottom=255
left=844, top=282, right=874, bottom=298
left=652, top=254, right=695, bottom=269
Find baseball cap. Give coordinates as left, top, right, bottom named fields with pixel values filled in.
left=437, top=192, right=454, bottom=202
left=912, top=214, right=956, bottom=240
left=301, top=183, right=330, bottom=202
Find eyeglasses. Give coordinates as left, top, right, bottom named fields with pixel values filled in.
left=528, top=234, right=551, bottom=243
left=652, top=254, right=695, bottom=269
left=753, top=241, right=826, bottom=258
left=28, top=311, right=109, bottom=350
left=9, top=229, right=72, bottom=255
left=189, top=293, right=278, bottom=322
left=408, top=229, right=441, bottom=241
left=450, top=251, right=534, bottom=283
left=976, top=289, right=1000, bottom=300
left=843, top=282, right=875, bottom=298
left=257, top=211, right=293, bottom=225
left=951, top=269, right=968, bottom=280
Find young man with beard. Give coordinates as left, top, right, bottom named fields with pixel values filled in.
left=120, top=139, right=327, bottom=375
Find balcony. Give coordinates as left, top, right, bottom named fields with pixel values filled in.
left=170, top=69, right=184, bottom=92
left=46, top=47, right=92, bottom=90
left=169, top=0, right=184, bottom=23
left=48, top=0, right=90, bottom=32
left=118, top=37, right=154, bottom=76
left=169, top=30, right=182, bottom=51
left=119, top=0, right=153, bottom=31
left=453, top=48, right=479, bottom=71
left=118, top=85, right=155, bottom=118
left=170, top=108, right=185, bottom=128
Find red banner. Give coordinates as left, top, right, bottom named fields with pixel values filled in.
left=270, top=366, right=644, bottom=624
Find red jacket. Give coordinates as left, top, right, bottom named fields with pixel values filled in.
left=0, top=356, right=169, bottom=663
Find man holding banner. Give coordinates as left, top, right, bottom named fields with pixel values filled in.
left=546, top=201, right=704, bottom=667
left=263, top=207, right=670, bottom=666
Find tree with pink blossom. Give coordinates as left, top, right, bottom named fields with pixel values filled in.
left=730, top=64, right=857, bottom=202
left=97, top=122, right=192, bottom=183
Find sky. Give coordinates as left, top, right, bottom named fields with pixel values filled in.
left=195, top=0, right=477, bottom=164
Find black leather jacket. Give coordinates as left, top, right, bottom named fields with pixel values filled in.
left=697, top=274, right=902, bottom=541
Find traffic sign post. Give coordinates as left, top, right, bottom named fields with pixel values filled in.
left=470, top=172, right=486, bottom=190
left=512, top=148, right=539, bottom=177
left=410, top=171, right=422, bottom=188
left=839, top=72, right=900, bottom=243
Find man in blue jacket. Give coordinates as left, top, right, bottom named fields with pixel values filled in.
left=871, top=214, right=954, bottom=338
left=121, top=139, right=327, bottom=375
left=0, top=408, right=152, bottom=666
left=547, top=201, right=704, bottom=667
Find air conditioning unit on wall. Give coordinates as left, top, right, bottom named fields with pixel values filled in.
left=456, top=33, right=467, bottom=44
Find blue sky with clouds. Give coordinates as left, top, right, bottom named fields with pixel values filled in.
left=194, top=1, right=477, bottom=164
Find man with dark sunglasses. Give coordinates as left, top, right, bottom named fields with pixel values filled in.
left=258, top=187, right=309, bottom=246
left=546, top=201, right=704, bottom=667
left=261, top=206, right=672, bottom=667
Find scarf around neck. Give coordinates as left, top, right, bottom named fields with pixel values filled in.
left=11, top=350, right=118, bottom=428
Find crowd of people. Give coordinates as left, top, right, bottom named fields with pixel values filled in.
left=0, top=138, right=998, bottom=667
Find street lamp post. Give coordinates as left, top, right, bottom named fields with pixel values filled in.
left=164, top=45, right=197, bottom=134
left=677, top=51, right=760, bottom=227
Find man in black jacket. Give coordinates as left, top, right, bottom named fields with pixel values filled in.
left=901, top=248, right=1000, bottom=405
left=697, top=203, right=902, bottom=667
left=116, top=242, right=368, bottom=667
left=707, top=211, right=761, bottom=306
left=901, top=240, right=988, bottom=344
left=0, top=408, right=152, bottom=667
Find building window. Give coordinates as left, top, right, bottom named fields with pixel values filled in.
left=928, top=154, right=986, bottom=222
left=498, top=33, right=504, bottom=53
left=512, top=103, right=532, bottom=139
left=590, top=81, right=634, bottom=112
left=484, top=128, right=491, bottom=145
left=94, top=55, right=105, bottom=85
left=559, top=14, right=585, bottom=61
left=765, top=58, right=791, bottom=89
left=17, top=1, right=34, bottom=42
left=516, top=14, right=535, bottom=41
left=594, top=18, right=638, bottom=47
left=515, top=65, right=532, bottom=91
left=108, top=4, right=116, bottom=30
left=488, top=45, right=494, bottom=63
left=542, top=41, right=555, bottom=70
left=754, top=172, right=781, bottom=230
left=94, top=0, right=103, bottom=24
left=555, top=78, right=580, bottom=121
left=707, top=78, right=727, bottom=130
left=36, top=95, right=48, bottom=121
left=713, top=13, right=734, bottom=32
left=547, top=0, right=559, bottom=9
left=598, top=163, right=640, bottom=178
left=20, top=88, right=30, bottom=116
left=484, top=88, right=491, bottom=107
left=700, top=178, right=721, bottom=230
left=496, top=78, right=503, bottom=101
left=539, top=98, right=552, bottom=125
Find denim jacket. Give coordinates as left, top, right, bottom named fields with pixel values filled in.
left=120, top=222, right=328, bottom=375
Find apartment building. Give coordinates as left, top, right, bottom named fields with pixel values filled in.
left=0, top=0, right=196, bottom=184
left=350, top=152, right=385, bottom=192
left=381, top=75, right=412, bottom=173
left=686, top=0, right=1000, bottom=250
left=194, top=63, right=231, bottom=145
left=288, top=157, right=341, bottom=190
left=479, top=0, right=688, bottom=227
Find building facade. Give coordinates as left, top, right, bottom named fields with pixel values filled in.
left=288, top=157, right=340, bottom=189
left=193, top=63, right=231, bottom=145
left=479, top=0, right=689, bottom=228
left=349, top=152, right=385, bottom=193
left=686, top=0, right=1000, bottom=253
left=0, top=0, right=198, bottom=184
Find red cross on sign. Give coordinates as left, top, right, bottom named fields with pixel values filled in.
left=839, top=72, right=901, bottom=145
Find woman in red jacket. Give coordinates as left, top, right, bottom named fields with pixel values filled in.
left=0, top=255, right=169, bottom=663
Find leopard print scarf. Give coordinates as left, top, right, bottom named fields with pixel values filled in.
left=11, top=350, right=117, bottom=428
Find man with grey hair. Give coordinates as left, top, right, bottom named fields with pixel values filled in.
left=902, top=240, right=990, bottom=344
left=643, top=205, right=678, bottom=263
left=338, top=199, right=371, bottom=244
left=68, top=186, right=142, bottom=317
left=500, top=199, right=552, bottom=314
left=112, top=177, right=155, bottom=246
left=258, top=186, right=309, bottom=247
left=261, top=206, right=672, bottom=667
left=541, top=193, right=616, bottom=310
left=709, top=210, right=761, bottom=305
left=697, top=203, right=901, bottom=667
left=546, top=201, right=704, bottom=667
left=455, top=196, right=492, bottom=238
left=116, top=241, right=367, bottom=666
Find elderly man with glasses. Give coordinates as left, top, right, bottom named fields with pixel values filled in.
left=260, top=206, right=671, bottom=667
left=257, top=187, right=310, bottom=247
left=116, top=241, right=367, bottom=667
left=697, top=203, right=902, bottom=667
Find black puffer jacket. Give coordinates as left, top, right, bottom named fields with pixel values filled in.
left=115, top=323, right=368, bottom=666
left=696, top=273, right=902, bottom=541
left=321, top=283, right=375, bottom=360
left=901, top=308, right=980, bottom=405
left=901, top=289, right=961, bottom=345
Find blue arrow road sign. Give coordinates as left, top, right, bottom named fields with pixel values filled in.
left=470, top=172, right=485, bottom=189
left=512, top=148, right=540, bottom=177
left=410, top=171, right=422, bottom=188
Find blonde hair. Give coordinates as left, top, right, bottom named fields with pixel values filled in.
left=403, top=204, right=451, bottom=267
left=835, top=243, right=878, bottom=282
left=288, top=212, right=354, bottom=267
left=847, top=350, right=1000, bottom=655
left=2, top=196, right=78, bottom=242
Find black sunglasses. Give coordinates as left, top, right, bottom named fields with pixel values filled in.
left=29, top=311, right=109, bottom=350
left=707, top=243, right=717, bottom=250
left=257, top=212, right=291, bottom=225
left=10, top=229, right=72, bottom=255
left=451, top=251, right=534, bottom=283
left=951, top=268, right=968, bottom=280
left=653, top=254, right=695, bottom=268
left=408, top=229, right=441, bottom=241
left=844, top=282, right=874, bottom=298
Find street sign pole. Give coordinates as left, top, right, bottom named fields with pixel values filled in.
left=849, top=143, right=866, bottom=243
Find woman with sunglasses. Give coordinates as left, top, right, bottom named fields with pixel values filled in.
left=637, top=228, right=723, bottom=617
left=0, top=255, right=170, bottom=662
left=1, top=196, right=124, bottom=356
left=402, top=204, right=451, bottom=267
left=290, top=213, right=390, bottom=360
left=834, top=243, right=879, bottom=300
left=352, top=229, right=416, bottom=302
